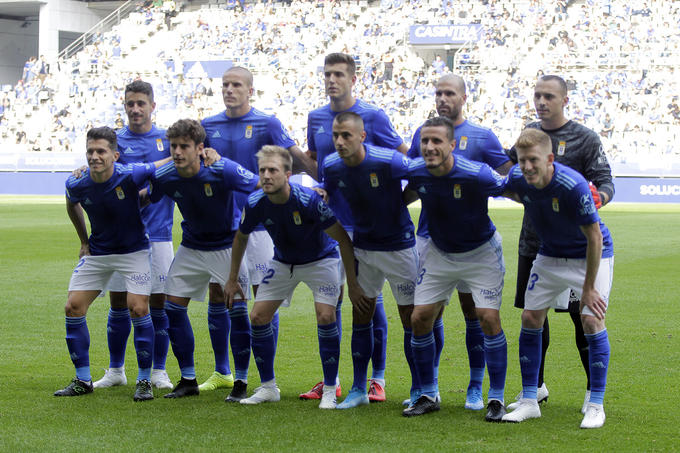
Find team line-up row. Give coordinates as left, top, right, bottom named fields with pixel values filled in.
left=55, top=53, right=613, bottom=430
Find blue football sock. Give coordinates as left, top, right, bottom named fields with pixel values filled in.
left=371, top=295, right=387, bottom=380
left=318, top=322, right=340, bottom=387
left=465, top=318, right=485, bottom=391
left=208, top=302, right=231, bottom=375
left=251, top=323, right=276, bottom=383
left=585, top=329, right=610, bottom=405
left=484, top=330, right=507, bottom=402
left=336, top=299, right=343, bottom=339
left=411, top=331, right=437, bottom=397
left=132, top=314, right=154, bottom=381
left=271, top=309, right=280, bottom=345
left=350, top=322, right=373, bottom=391
left=403, top=327, right=421, bottom=396
left=165, top=301, right=195, bottom=379
left=519, top=326, right=542, bottom=400
left=433, top=317, right=444, bottom=385
left=107, top=307, right=130, bottom=369
left=229, top=301, right=250, bottom=381
left=65, top=316, right=91, bottom=382
left=150, top=307, right=169, bottom=370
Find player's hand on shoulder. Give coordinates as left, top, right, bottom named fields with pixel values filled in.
left=201, top=147, right=221, bottom=166
left=580, top=287, right=606, bottom=320
left=224, top=278, right=245, bottom=309
left=312, top=187, right=328, bottom=202
left=72, top=165, right=87, bottom=179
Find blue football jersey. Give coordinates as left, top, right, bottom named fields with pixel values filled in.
left=149, top=159, right=258, bottom=251
left=505, top=162, right=614, bottom=259
left=202, top=107, right=295, bottom=230
left=240, top=183, right=339, bottom=265
left=307, top=99, right=404, bottom=229
left=116, top=126, right=173, bottom=242
left=406, top=156, right=506, bottom=253
left=65, top=162, right=156, bottom=255
left=408, top=119, right=510, bottom=239
left=322, top=144, right=415, bottom=251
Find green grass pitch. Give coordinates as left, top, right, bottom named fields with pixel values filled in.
left=0, top=196, right=678, bottom=452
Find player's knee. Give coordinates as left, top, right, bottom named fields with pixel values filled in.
left=316, top=310, right=336, bottom=325
left=209, top=284, right=225, bottom=302
left=521, top=309, right=543, bottom=329
left=64, top=299, right=85, bottom=317
left=249, top=309, right=270, bottom=326
left=580, top=314, right=605, bottom=334
left=477, top=310, right=501, bottom=335
left=410, top=308, right=433, bottom=333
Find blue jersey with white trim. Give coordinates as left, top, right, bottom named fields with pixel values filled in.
left=202, top=108, right=295, bottom=230
left=149, top=159, right=258, bottom=251
left=65, top=162, right=156, bottom=255
left=116, top=126, right=174, bottom=242
left=307, top=99, right=404, bottom=228
left=240, top=183, right=339, bottom=265
left=322, top=144, right=415, bottom=251
left=408, top=119, right=509, bottom=239
left=505, top=162, right=614, bottom=259
left=407, top=156, right=506, bottom=253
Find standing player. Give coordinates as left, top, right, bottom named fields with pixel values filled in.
left=224, top=146, right=368, bottom=409
left=147, top=119, right=258, bottom=399
left=506, top=75, right=614, bottom=412
left=93, top=80, right=175, bottom=391
left=403, top=117, right=509, bottom=419
left=303, top=52, right=409, bottom=402
left=406, top=74, right=513, bottom=410
left=201, top=67, right=317, bottom=399
left=56, top=126, right=169, bottom=401
left=501, top=128, right=613, bottom=429
left=322, top=112, right=419, bottom=410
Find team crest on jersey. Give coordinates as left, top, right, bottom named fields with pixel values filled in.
left=453, top=184, right=462, bottom=198
left=245, top=125, right=253, bottom=139
left=459, top=136, right=468, bottom=150
left=115, top=186, right=125, bottom=200
left=370, top=173, right=379, bottom=188
left=558, top=141, right=566, bottom=156
left=156, top=139, right=164, bottom=151
left=552, top=197, right=559, bottom=212
left=204, top=183, right=213, bottom=197
left=292, top=210, right=302, bottom=225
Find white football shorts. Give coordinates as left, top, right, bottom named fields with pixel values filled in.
left=416, top=235, right=471, bottom=293
left=68, top=248, right=152, bottom=296
left=354, top=246, right=418, bottom=306
left=524, top=254, right=614, bottom=317
left=415, top=232, right=505, bottom=309
left=246, top=230, right=275, bottom=286
left=106, top=241, right=174, bottom=293
left=255, top=257, right=341, bottom=307
left=165, top=245, right=250, bottom=302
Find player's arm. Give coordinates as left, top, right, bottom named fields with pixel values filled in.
left=151, top=156, right=173, bottom=168
left=65, top=197, right=90, bottom=257
left=579, top=222, right=607, bottom=320
left=289, top=144, right=318, bottom=177
left=324, top=221, right=371, bottom=315
left=494, top=160, right=514, bottom=176
left=396, top=142, right=409, bottom=156
left=582, top=135, right=614, bottom=206
left=200, top=147, right=221, bottom=166
left=225, top=230, right=250, bottom=309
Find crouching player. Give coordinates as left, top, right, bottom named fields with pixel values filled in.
left=148, top=119, right=259, bottom=398
left=501, top=128, right=613, bottom=429
left=56, top=126, right=170, bottom=401
left=403, top=117, right=508, bottom=419
left=225, top=145, right=368, bottom=409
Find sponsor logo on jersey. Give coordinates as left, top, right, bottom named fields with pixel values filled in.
left=579, top=194, right=596, bottom=215
left=459, top=136, right=468, bottom=150
left=370, top=173, right=379, bottom=187
left=557, top=141, right=566, bottom=156
left=212, top=131, right=221, bottom=138
left=292, top=210, right=302, bottom=225
left=156, top=139, right=164, bottom=151
left=552, top=197, right=559, bottom=212
left=245, top=125, right=253, bottom=139
left=453, top=183, right=462, bottom=198
left=317, top=201, right=332, bottom=221
left=204, top=183, right=213, bottom=196
left=115, top=186, right=125, bottom=200
left=236, top=165, right=254, bottom=180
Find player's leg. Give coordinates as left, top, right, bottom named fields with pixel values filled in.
left=567, top=291, right=592, bottom=412
left=459, top=290, right=485, bottom=410
left=403, top=300, right=444, bottom=417
left=127, top=292, right=154, bottom=401
left=368, top=292, right=388, bottom=402
left=93, top=275, right=129, bottom=389
left=246, top=230, right=279, bottom=342
left=149, top=241, right=173, bottom=389
left=240, top=299, right=284, bottom=405
left=198, top=283, right=234, bottom=391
